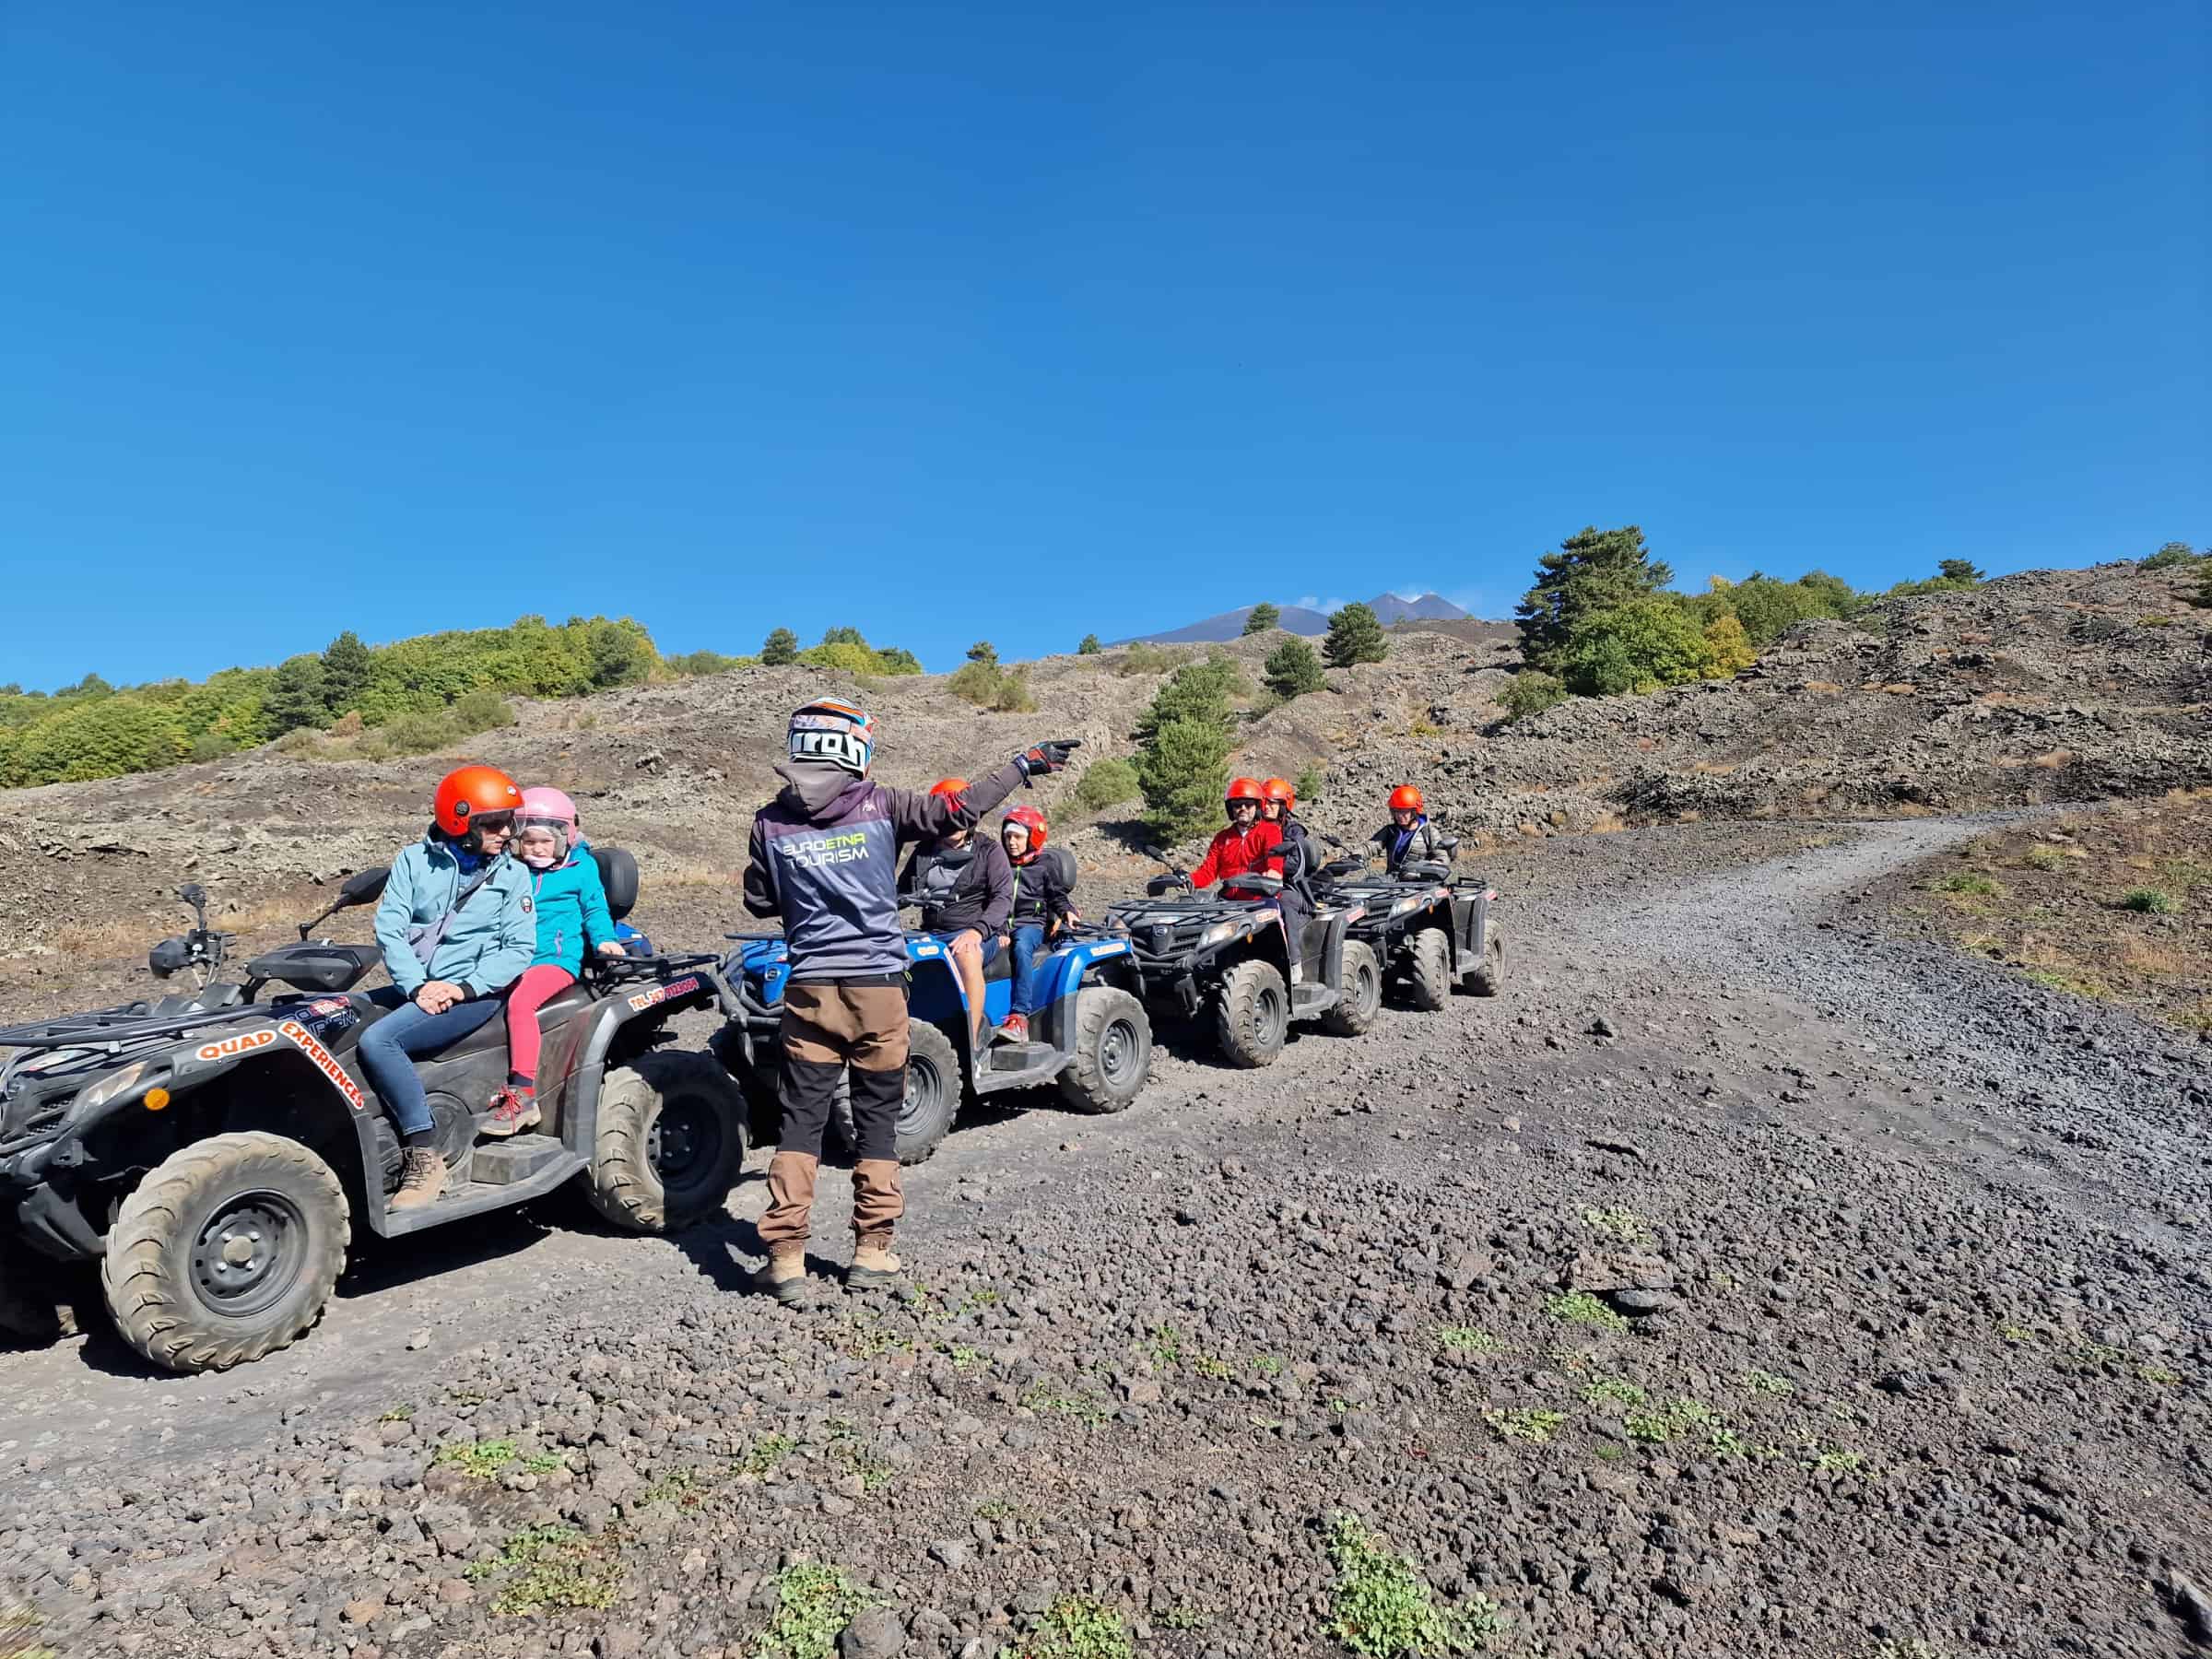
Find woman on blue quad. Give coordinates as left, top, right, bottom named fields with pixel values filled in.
left=897, top=779, right=1014, bottom=1050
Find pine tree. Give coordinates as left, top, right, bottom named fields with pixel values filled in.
left=1135, top=716, right=1232, bottom=843
left=1323, top=603, right=1388, bottom=667
left=265, top=655, right=330, bottom=735
left=1936, top=559, right=1984, bottom=584
left=1514, top=526, right=1671, bottom=671
left=1077, top=633, right=1103, bottom=655
left=760, top=628, right=800, bottom=666
left=1242, top=602, right=1280, bottom=635
left=320, top=630, right=372, bottom=715
left=967, top=641, right=999, bottom=667
left=1263, top=638, right=1324, bottom=698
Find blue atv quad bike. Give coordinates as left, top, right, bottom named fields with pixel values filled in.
left=712, top=923, right=1153, bottom=1165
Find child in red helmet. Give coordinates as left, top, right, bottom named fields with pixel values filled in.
left=999, top=805, right=1078, bottom=1041
left=362, top=765, right=535, bottom=1211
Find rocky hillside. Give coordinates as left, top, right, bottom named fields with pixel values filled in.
left=2, top=561, right=2204, bottom=1010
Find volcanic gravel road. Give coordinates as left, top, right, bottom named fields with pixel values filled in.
left=4, top=817, right=2207, bottom=1659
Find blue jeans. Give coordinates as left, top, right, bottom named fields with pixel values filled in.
left=1007, top=924, right=1047, bottom=1016
left=929, top=931, right=1001, bottom=966
left=358, top=995, right=503, bottom=1136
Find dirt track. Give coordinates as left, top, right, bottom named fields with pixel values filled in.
left=4, top=817, right=2209, bottom=1658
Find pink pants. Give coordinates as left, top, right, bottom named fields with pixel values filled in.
left=504, top=964, right=576, bottom=1081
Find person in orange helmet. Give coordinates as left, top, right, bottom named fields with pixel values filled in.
left=999, top=804, right=1077, bottom=1041
left=362, top=764, right=535, bottom=1211
left=897, top=778, right=1014, bottom=1051
left=1188, top=777, right=1304, bottom=982
left=1372, top=784, right=1446, bottom=875
left=1258, top=777, right=1316, bottom=982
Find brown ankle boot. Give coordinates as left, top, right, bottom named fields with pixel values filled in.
left=757, top=1247, right=812, bottom=1307
left=848, top=1234, right=903, bottom=1290
left=389, top=1147, right=448, bottom=1212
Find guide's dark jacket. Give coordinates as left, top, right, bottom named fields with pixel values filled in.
left=744, top=759, right=1024, bottom=980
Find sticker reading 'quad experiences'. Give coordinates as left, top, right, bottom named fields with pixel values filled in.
left=278, top=1018, right=368, bottom=1110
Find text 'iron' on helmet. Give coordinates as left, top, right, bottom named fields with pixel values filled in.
left=787, top=699, right=875, bottom=776
left=1388, top=784, right=1425, bottom=813
left=517, top=785, right=580, bottom=863
left=1261, top=776, right=1297, bottom=813
left=1225, top=776, right=1265, bottom=806
left=1004, top=804, right=1048, bottom=853
left=433, top=765, right=522, bottom=839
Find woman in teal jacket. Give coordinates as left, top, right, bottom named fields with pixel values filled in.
left=485, top=787, right=624, bottom=1134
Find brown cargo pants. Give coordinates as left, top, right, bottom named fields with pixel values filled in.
left=758, top=979, right=907, bottom=1256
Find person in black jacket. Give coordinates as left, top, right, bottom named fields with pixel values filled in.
left=1260, top=777, right=1314, bottom=985
left=897, top=778, right=1014, bottom=1050
left=999, top=805, right=1078, bottom=1041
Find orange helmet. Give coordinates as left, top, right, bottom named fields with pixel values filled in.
left=1004, top=805, right=1048, bottom=856
left=1225, top=776, right=1265, bottom=806
left=929, top=777, right=969, bottom=798
left=1388, top=784, right=1425, bottom=813
left=1261, top=776, right=1297, bottom=814
left=432, top=764, right=523, bottom=839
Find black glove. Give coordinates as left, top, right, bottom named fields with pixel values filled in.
left=1014, top=738, right=1080, bottom=780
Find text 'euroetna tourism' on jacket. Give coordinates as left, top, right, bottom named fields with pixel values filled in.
left=745, top=759, right=1028, bottom=979
left=372, top=835, right=536, bottom=997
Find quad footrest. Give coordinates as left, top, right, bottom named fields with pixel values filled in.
left=472, top=1134, right=569, bottom=1185
left=1289, top=982, right=1337, bottom=1018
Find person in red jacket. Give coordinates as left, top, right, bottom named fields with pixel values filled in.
left=1190, top=776, right=1306, bottom=980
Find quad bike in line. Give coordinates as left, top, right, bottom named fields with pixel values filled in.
left=0, top=851, right=747, bottom=1372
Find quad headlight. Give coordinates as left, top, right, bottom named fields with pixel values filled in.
left=1199, top=921, right=1244, bottom=948
left=76, top=1059, right=165, bottom=1113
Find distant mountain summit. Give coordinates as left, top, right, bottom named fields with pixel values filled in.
left=1120, top=592, right=1469, bottom=644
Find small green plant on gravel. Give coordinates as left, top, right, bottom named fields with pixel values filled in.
left=738, top=1433, right=798, bottom=1477
left=1592, top=1444, right=1628, bottom=1464
left=1436, top=1326, right=1503, bottom=1355
left=756, top=1562, right=880, bottom=1659
left=1544, top=1291, right=1629, bottom=1334
left=1158, top=1602, right=1217, bottom=1630
left=1739, top=1368, right=1794, bottom=1394
left=478, top=1526, right=621, bottom=1616
left=522, top=1452, right=563, bottom=1475
left=1707, top=1427, right=1750, bottom=1456
left=1865, top=1641, right=1948, bottom=1659
left=435, top=1439, right=518, bottom=1479
left=1482, top=1407, right=1567, bottom=1444
left=975, top=1498, right=1027, bottom=1522
left=446, top=1386, right=488, bottom=1406
left=2122, top=887, right=2177, bottom=913
left=1324, top=1514, right=1501, bottom=1656
left=2137, top=1363, right=2184, bottom=1385
left=1146, top=1323, right=1184, bottom=1367
left=1254, top=1355, right=1287, bottom=1376
left=1580, top=1206, right=1649, bottom=1242
left=941, top=1342, right=985, bottom=1372
left=640, top=1465, right=708, bottom=1504
left=1583, top=1378, right=1646, bottom=1407
left=1021, top=1380, right=1111, bottom=1426
left=962, top=1288, right=1003, bottom=1311
left=1623, top=1398, right=1728, bottom=1446
left=1804, top=1448, right=1866, bottom=1476
left=375, top=1403, right=415, bottom=1422
left=2022, top=966, right=2108, bottom=998
left=1994, top=1321, right=2034, bottom=1345
left=1936, top=871, right=2000, bottom=899
left=1329, top=1396, right=1351, bottom=1414
left=2, top=1601, right=58, bottom=1659
left=1001, top=1595, right=1135, bottom=1659
left=1192, top=1354, right=1234, bottom=1381
left=2022, top=843, right=2070, bottom=872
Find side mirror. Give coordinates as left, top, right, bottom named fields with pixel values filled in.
left=339, top=867, right=391, bottom=906
left=178, top=883, right=206, bottom=909
left=1438, top=836, right=1462, bottom=853
left=148, top=936, right=193, bottom=978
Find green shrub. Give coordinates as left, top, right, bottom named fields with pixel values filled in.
left=966, top=641, right=999, bottom=668
left=1323, top=603, right=1388, bottom=667
left=274, top=727, right=322, bottom=757
left=1701, top=613, right=1756, bottom=675
left=760, top=628, right=800, bottom=665
left=1242, top=602, right=1280, bottom=635
left=1077, top=633, right=1102, bottom=655
left=1074, top=757, right=1139, bottom=811
left=991, top=665, right=1039, bottom=714
left=2123, top=888, right=2176, bottom=914
left=2140, top=541, right=2200, bottom=571
left=1498, top=670, right=1568, bottom=722
left=1294, top=762, right=1324, bottom=805
left=383, top=711, right=455, bottom=755
left=1114, top=642, right=1183, bottom=678
left=665, top=649, right=755, bottom=676
left=1137, top=657, right=1242, bottom=743
left=1561, top=600, right=1715, bottom=694
left=947, top=662, right=1003, bottom=707
left=452, top=689, right=517, bottom=735
left=1263, top=638, right=1325, bottom=699
left=1135, top=717, right=1231, bottom=843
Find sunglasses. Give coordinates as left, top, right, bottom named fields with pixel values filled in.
left=470, top=811, right=516, bottom=834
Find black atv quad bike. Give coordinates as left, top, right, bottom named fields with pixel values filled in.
left=0, top=851, right=747, bottom=1373
left=1313, top=833, right=1505, bottom=1009
left=1103, top=855, right=1380, bottom=1068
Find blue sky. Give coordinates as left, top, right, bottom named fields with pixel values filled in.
left=2, top=0, right=2205, bottom=688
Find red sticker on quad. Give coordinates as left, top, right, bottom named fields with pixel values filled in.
left=278, top=1018, right=368, bottom=1110
left=194, top=1029, right=276, bottom=1063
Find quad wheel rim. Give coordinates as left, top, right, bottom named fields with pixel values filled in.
left=903, top=1053, right=947, bottom=1133
left=1256, top=985, right=1286, bottom=1046
left=189, top=1191, right=308, bottom=1320
left=1099, top=1016, right=1142, bottom=1088
left=649, top=1094, right=724, bottom=1207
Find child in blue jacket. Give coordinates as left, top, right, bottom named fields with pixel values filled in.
left=484, top=787, right=624, bottom=1134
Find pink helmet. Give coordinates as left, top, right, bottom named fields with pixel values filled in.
left=515, top=787, right=581, bottom=868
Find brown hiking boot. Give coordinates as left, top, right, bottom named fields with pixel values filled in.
left=480, top=1088, right=541, bottom=1138
left=757, top=1247, right=812, bottom=1308
left=848, top=1235, right=903, bottom=1290
left=389, top=1147, right=448, bottom=1212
